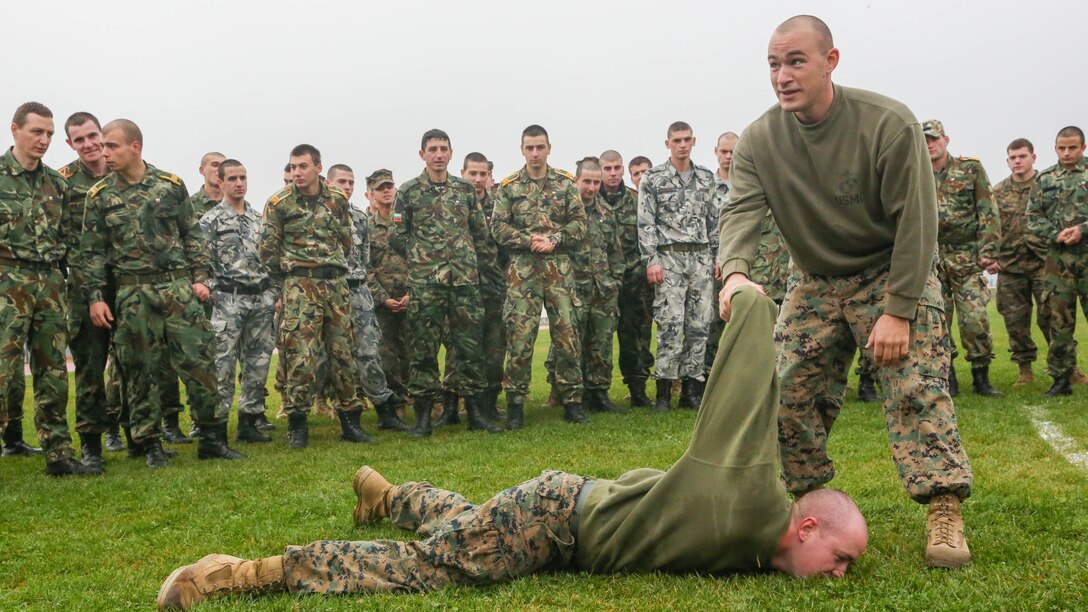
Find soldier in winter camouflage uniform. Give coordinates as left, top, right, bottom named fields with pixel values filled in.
left=924, top=120, right=1001, bottom=397
left=80, top=119, right=242, bottom=467
left=0, top=102, right=90, bottom=476
left=638, top=121, right=718, bottom=411
left=199, top=160, right=277, bottom=444
left=491, top=125, right=587, bottom=427
left=600, top=150, right=653, bottom=407
left=1026, top=126, right=1088, bottom=397
left=393, top=130, right=501, bottom=437
left=259, top=144, right=356, bottom=449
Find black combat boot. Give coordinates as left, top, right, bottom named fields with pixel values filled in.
left=374, top=397, right=412, bottom=431
left=435, top=391, right=461, bottom=427
left=254, top=412, right=276, bottom=431
left=691, top=378, right=706, bottom=409
left=1044, top=376, right=1073, bottom=397
left=2, top=420, right=43, bottom=456
left=411, top=398, right=433, bottom=439
left=199, top=424, right=245, bottom=460
left=678, top=379, right=696, bottom=409
left=857, top=373, right=879, bottom=402
left=653, top=379, right=673, bottom=412
left=948, top=363, right=959, bottom=397
left=628, top=380, right=651, bottom=408
left=80, top=432, right=105, bottom=471
left=337, top=410, right=377, bottom=443
left=587, top=389, right=622, bottom=413
left=482, top=390, right=503, bottom=422
left=971, top=364, right=1002, bottom=397
left=237, top=413, right=272, bottom=443
left=506, top=393, right=525, bottom=430
left=286, top=413, right=309, bottom=449
left=465, top=395, right=504, bottom=433
left=105, top=414, right=126, bottom=452
left=45, top=457, right=101, bottom=477
left=563, top=402, right=590, bottom=425
left=144, top=438, right=170, bottom=468
left=162, top=412, right=192, bottom=444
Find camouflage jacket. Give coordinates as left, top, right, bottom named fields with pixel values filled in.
left=367, top=207, right=409, bottom=304
left=79, top=163, right=209, bottom=304
left=1027, top=157, right=1088, bottom=257
left=198, top=200, right=269, bottom=291
left=478, top=190, right=508, bottom=296
left=993, top=173, right=1044, bottom=273
left=637, top=160, right=718, bottom=267
left=58, top=158, right=106, bottom=255
left=934, top=154, right=1001, bottom=261
left=491, top=165, right=586, bottom=255
left=190, top=186, right=220, bottom=218
left=750, top=210, right=790, bottom=303
left=571, top=194, right=625, bottom=289
left=346, top=205, right=372, bottom=284
left=258, top=181, right=352, bottom=289
left=0, top=147, right=68, bottom=264
left=601, top=182, right=641, bottom=273
left=392, top=171, right=494, bottom=287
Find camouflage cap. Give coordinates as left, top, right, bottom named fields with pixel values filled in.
left=366, top=169, right=395, bottom=189
left=922, top=119, right=946, bottom=139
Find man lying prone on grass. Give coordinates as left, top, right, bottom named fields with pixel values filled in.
left=157, top=288, right=868, bottom=610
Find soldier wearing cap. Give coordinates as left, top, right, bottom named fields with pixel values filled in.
left=924, top=119, right=1002, bottom=397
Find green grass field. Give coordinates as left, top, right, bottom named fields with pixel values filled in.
left=2, top=300, right=1087, bottom=610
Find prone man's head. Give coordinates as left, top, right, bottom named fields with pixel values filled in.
left=773, top=488, right=868, bottom=578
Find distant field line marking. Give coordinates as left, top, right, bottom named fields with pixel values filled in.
left=1025, top=405, right=1088, bottom=471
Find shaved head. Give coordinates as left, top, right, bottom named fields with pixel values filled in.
left=102, top=119, right=143, bottom=145
left=599, top=149, right=622, bottom=163
left=794, top=488, right=866, bottom=538
left=775, top=15, right=834, bottom=53
left=200, top=151, right=225, bottom=168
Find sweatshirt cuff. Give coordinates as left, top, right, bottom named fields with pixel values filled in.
left=884, top=294, right=920, bottom=320
left=719, top=258, right=751, bottom=279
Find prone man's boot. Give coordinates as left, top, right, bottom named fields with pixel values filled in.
left=2, top=420, right=43, bottom=456
left=1044, top=376, right=1073, bottom=397
left=925, top=493, right=971, bottom=568
left=162, top=412, right=192, bottom=445
left=80, top=432, right=105, bottom=471
left=198, top=424, right=244, bottom=460
left=1013, top=363, right=1034, bottom=387
left=236, top=413, right=272, bottom=443
left=374, top=397, right=412, bottom=432
left=337, top=409, right=376, bottom=443
left=857, top=372, right=879, bottom=402
left=506, top=394, right=525, bottom=430
left=628, top=380, right=650, bottom=408
left=411, top=398, right=433, bottom=439
left=352, top=465, right=395, bottom=525
left=653, top=378, right=673, bottom=412
left=286, top=413, right=309, bottom=449
left=157, top=554, right=285, bottom=611
left=465, top=395, right=503, bottom=433
left=971, top=364, right=1002, bottom=397
left=435, top=391, right=461, bottom=427
left=105, top=413, right=126, bottom=452
left=948, top=363, right=959, bottom=397
left=563, top=402, right=590, bottom=425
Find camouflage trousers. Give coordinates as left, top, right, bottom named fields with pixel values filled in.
left=579, top=280, right=620, bottom=390
left=705, top=277, right=725, bottom=377
left=159, top=301, right=214, bottom=418
left=651, top=249, right=714, bottom=381
left=1042, top=252, right=1088, bottom=379
left=344, top=283, right=393, bottom=406
left=503, top=254, right=582, bottom=403
left=776, top=264, right=972, bottom=503
left=937, top=258, right=994, bottom=365
left=68, top=279, right=120, bottom=434
left=407, top=283, right=484, bottom=401
left=282, top=470, right=587, bottom=593
left=0, top=266, right=72, bottom=462
left=441, top=286, right=505, bottom=399
left=997, top=265, right=1052, bottom=365
left=278, top=276, right=356, bottom=415
left=616, top=265, right=654, bottom=386
left=210, top=288, right=275, bottom=417
left=111, top=277, right=220, bottom=444
left=375, top=306, right=410, bottom=398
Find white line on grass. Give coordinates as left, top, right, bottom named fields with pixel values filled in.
left=1025, top=405, right=1088, bottom=471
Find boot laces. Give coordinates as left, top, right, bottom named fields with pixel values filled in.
left=930, top=497, right=957, bottom=546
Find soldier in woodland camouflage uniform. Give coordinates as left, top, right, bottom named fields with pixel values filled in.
left=80, top=119, right=241, bottom=467
left=189, top=152, right=225, bottom=218
left=600, top=151, right=653, bottom=407
left=199, top=160, right=276, bottom=444
left=924, top=120, right=1002, bottom=397
left=365, top=169, right=412, bottom=418
left=259, top=144, right=356, bottom=449
left=638, top=121, right=718, bottom=411
left=0, top=102, right=91, bottom=476
left=704, top=133, right=737, bottom=379
left=393, top=130, right=501, bottom=437
left=492, top=125, right=587, bottom=428
left=1026, top=126, right=1088, bottom=397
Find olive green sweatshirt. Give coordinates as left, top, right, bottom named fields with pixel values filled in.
left=718, top=84, right=937, bottom=320
left=573, top=288, right=790, bottom=574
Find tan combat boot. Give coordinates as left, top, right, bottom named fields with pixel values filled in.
left=925, top=493, right=971, bottom=568
left=157, top=554, right=284, bottom=610
left=1013, top=363, right=1034, bottom=387
left=353, top=465, right=395, bottom=525
left=1072, top=368, right=1088, bottom=385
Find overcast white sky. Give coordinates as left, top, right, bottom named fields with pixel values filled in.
left=6, top=0, right=1085, bottom=204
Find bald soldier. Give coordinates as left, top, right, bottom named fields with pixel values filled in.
left=719, top=16, right=972, bottom=568
left=157, top=288, right=869, bottom=609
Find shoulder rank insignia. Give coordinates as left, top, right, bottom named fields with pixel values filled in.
left=87, top=178, right=109, bottom=200
left=159, top=172, right=183, bottom=186
left=501, top=170, right=522, bottom=187
left=58, top=164, right=75, bottom=179
left=553, top=168, right=574, bottom=181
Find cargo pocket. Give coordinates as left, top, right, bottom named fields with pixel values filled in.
left=435, top=522, right=510, bottom=585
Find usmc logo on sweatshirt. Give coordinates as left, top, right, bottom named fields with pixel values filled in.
left=835, top=172, right=863, bottom=206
